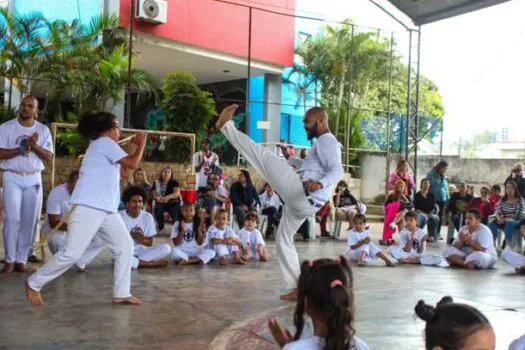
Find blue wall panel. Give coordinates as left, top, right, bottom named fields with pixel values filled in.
left=248, top=76, right=264, bottom=143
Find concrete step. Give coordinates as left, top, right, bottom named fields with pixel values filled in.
left=365, top=204, right=384, bottom=216
left=365, top=214, right=383, bottom=223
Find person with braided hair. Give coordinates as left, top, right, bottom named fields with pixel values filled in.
left=415, top=296, right=495, bottom=349
left=268, top=256, right=369, bottom=350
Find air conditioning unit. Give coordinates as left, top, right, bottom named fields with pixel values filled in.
left=135, top=0, right=167, bottom=24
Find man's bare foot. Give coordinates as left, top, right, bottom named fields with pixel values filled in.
left=25, top=280, right=44, bottom=306
left=465, top=262, right=476, bottom=270
left=112, top=295, right=143, bottom=305
left=215, top=104, right=239, bottom=130
left=138, top=259, right=169, bottom=268
left=280, top=289, right=298, bottom=301
left=260, top=255, right=269, bottom=262
left=233, top=254, right=246, bottom=265
left=1, top=263, right=14, bottom=273
left=385, top=260, right=395, bottom=267
left=219, top=256, right=229, bottom=265
left=15, top=263, right=35, bottom=273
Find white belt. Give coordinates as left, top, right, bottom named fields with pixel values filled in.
left=5, top=170, right=40, bottom=176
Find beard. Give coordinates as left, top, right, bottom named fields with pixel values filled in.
left=306, top=124, right=318, bottom=140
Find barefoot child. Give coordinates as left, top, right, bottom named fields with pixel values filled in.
left=207, top=210, right=245, bottom=265
left=26, top=111, right=146, bottom=305
left=345, top=214, right=393, bottom=267
left=388, top=211, right=442, bottom=266
left=171, top=204, right=216, bottom=265
left=237, top=212, right=269, bottom=261
left=268, top=256, right=370, bottom=349
left=501, top=220, right=525, bottom=274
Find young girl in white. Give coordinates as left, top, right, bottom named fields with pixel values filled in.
left=237, top=212, right=269, bottom=261
left=345, top=214, right=393, bottom=267
left=268, top=256, right=369, bottom=350
left=171, top=204, right=216, bottom=265
left=26, top=111, right=146, bottom=306
left=388, top=211, right=442, bottom=266
left=207, top=210, right=245, bottom=265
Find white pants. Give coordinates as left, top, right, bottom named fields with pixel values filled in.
left=239, top=230, right=266, bottom=260
left=47, top=231, right=68, bottom=255
left=2, top=171, right=43, bottom=263
left=28, top=205, right=134, bottom=298
left=345, top=243, right=381, bottom=262
left=389, top=246, right=442, bottom=266
left=501, top=248, right=525, bottom=269
left=132, top=243, right=171, bottom=269
left=210, top=243, right=239, bottom=258
left=221, top=122, right=315, bottom=289
left=442, top=247, right=497, bottom=269
left=171, top=246, right=216, bottom=264
left=47, top=231, right=105, bottom=270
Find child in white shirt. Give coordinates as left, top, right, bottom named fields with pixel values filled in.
left=237, top=212, right=269, bottom=261
left=171, top=204, right=216, bottom=265
left=207, top=210, right=245, bottom=265
left=388, top=211, right=442, bottom=266
left=345, top=214, right=393, bottom=267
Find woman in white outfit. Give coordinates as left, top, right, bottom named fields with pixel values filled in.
left=25, top=111, right=146, bottom=305
left=501, top=220, right=525, bottom=274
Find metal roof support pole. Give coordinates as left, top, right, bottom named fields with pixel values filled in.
left=384, top=31, right=394, bottom=196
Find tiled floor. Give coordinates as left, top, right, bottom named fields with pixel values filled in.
left=0, top=223, right=524, bottom=349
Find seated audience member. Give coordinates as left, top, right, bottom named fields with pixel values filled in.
left=415, top=296, right=495, bottom=350
left=333, top=180, right=360, bottom=228
left=467, top=185, right=476, bottom=197
left=268, top=256, right=370, bottom=350
left=208, top=172, right=228, bottom=211
left=388, top=159, right=415, bottom=197
left=488, top=181, right=524, bottom=247
left=125, top=168, right=152, bottom=197
left=448, top=184, right=457, bottom=197
left=345, top=214, right=393, bottom=267
left=381, top=180, right=413, bottom=246
left=259, top=183, right=282, bottom=238
left=153, top=167, right=182, bottom=232
left=207, top=210, right=245, bottom=265
left=414, top=178, right=440, bottom=242
left=230, top=170, right=260, bottom=229
left=465, top=186, right=495, bottom=225
left=426, top=161, right=450, bottom=238
left=501, top=220, right=525, bottom=274
left=490, top=184, right=502, bottom=205
left=171, top=204, right=215, bottom=265
left=447, top=182, right=474, bottom=231
left=196, top=185, right=218, bottom=215
left=388, top=211, right=442, bottom=266
left=237, top=212, right=269, bottom=261
left=506, top=162, right=525, bottom=198
left=316, top=202, right=332, bottom=238
left=442, top=209, right=497, bottom=270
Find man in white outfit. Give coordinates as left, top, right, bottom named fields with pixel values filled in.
left=442, top=208, right=497, bottom=270
left=0, top=96, right=53, bottom=273
left=215, top=105, right=343, bottom=300
left=501, top=220, right=525, bottom=274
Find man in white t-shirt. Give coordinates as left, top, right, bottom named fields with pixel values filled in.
left=442, top=208, right=497, bottom=269
left=192, top=139, right=219, bottom=190
left=0, top=96, right=53, bottom=273
left=216, top=105, right=343, bottom=300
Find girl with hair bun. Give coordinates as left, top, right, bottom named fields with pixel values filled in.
left=26, top=111, right=147, bottom=306
left=268, top=256, right=369, bottom=350
left=415, top=296, right=495, bottom=350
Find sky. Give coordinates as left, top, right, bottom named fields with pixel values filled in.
left=295, top=0, right=525, bottom=152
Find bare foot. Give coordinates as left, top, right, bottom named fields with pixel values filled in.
left=385, top=260, right=395, bottom=267
left=15, top=263, right=36, bottom=273
left=233, top=254, right=246, bottom=265
left=215, top=104, right=239, bottom=130
left=138, top=259, right=169, bottom=269
left=260, top=255, right=269, bottom=262
left=25, top=280, right=44, bottom=306
left=280, top=289, right=298, bottom=301
left=1, top=263, right=14, bottom=274
left=219, top=256, right=229, bottom=265
left=465, top=262, right=476, bottom=270
left=112, top=295, right=143, bottom=305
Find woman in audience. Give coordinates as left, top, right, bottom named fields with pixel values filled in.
left=506, top=162, right=525, bottom=198
left=381, top=180, right=413, bottom=246
left=426, top=160, right=450, bottom=238
left=415, top=296, right=495, bottom=350
left=490, top=184, right=502, bottom=204
left=268, top=256, right=369, bottom=350
left=230, top=169, right=260, bottom=228
left=501, top=220, right=525, bottom=274
left=333, top=180, right=360, bottom=229
left=259, top=183, right=282, bottom=238
left=488, top=181, right=525, bottom=248
left=447, top=182, right=474, bottom=231
left=388, top=159, right=415, bottom=197
left=414, top=178, right=440, bottom=242
left=125, top=168, right=152, bottom=211
left=153, top=167, right=182, bottom=232
left=465, top=186, right=495, bottom=225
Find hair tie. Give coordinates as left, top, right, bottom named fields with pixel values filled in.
left=308, top=260, right=314, bottom=267
left=330, top=279, right=343, bottom=289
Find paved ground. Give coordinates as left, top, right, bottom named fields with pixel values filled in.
left=0, top=223, right=524, bottom=349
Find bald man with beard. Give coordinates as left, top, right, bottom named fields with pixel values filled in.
left=216, top=105, right=343, bottom=301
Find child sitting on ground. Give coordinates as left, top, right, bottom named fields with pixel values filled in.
left=237, top=212, right=269, bottom=261
left=345, top=214, right=393, bottom=267
left=388, top=211, right=442, bottom=266
left=207, top=210, right=245, bottom=265
left=171, top=204, right=216, bottom=265
left=267, top=256, right=370, bottom=350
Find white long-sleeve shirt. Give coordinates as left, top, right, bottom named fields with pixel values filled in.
left=287, top=133, right=343, bottom=204
left=259, top=191, right=282, bottom=210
